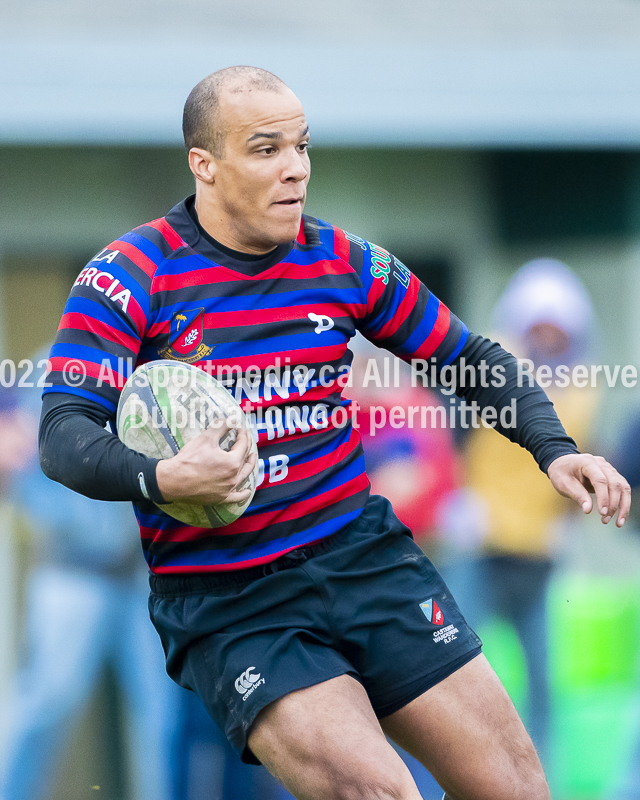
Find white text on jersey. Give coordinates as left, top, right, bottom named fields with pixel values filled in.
left=73, top=266, right=131, bottom=314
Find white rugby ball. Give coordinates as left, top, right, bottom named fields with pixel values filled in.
left=116, top=360, right=258, bottom=527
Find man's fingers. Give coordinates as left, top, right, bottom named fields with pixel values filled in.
left=580, top=458, right=630, bottom=525
left=207, top=418, right=254, bottom=463
left=557, top=473, right=593, bottom=514
left=219, top=447, right=257, bottom=505
left=599, top=462, right=621, bottom=522
left=547, top=453, right=631, bottom=526
left=224, top=487, right=253, bottom=505
left=618, top=486, right=631, bottom=526
left=580, top=460, right=612, bottom=518
left=236, top=451, right=258, bottom=486
left=228, top=423, right=254, bottom=460
left=598, top=461, right=631, bottom=526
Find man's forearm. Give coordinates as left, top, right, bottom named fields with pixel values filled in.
left=446, top=333, right=579, bottom=472
left=39, top=392, right=164, bottom=503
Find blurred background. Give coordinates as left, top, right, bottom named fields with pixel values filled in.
left=1, top=1, right=640, bottom=798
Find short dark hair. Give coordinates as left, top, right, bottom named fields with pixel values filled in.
left=182, top=66, right=286, bottom=158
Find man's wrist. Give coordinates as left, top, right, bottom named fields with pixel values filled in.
left=153, top=459, right=175, bottom=503
left=541, top=446, right=580, bottom=475
left=155, top=457, right=201, bottom=503
left=545, top=450, right=580, bottom=475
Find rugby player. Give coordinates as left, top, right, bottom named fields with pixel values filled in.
left=39, top=66, right=630, bottom=800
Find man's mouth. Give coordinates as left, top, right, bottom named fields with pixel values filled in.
left=275, top=198, right=302, bottom=205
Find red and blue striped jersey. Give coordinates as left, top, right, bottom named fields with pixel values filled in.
left=45, top=197, right=468, bottom=573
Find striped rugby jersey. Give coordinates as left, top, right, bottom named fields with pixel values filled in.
left=45, top=197, right=468, bottom=573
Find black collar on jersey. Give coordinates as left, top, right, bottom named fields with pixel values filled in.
left=165, top=195, right=320, bottom=276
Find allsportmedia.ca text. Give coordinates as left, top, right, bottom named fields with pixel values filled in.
left=408, top=358, right=638, bottom=392
left=0, top=356, right=637, bottom=392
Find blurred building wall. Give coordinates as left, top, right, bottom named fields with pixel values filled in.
left=2, top=0, right=640, bottom=148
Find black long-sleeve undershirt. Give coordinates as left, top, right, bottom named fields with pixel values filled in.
left=38, top=333, right=578, bottom=503
left=447, top=334, right=578, bottom=473
left=39, top=392, right=165, bottom=504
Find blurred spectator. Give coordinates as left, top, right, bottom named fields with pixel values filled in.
left=0, top=387, right=34, bottom=760
left=347, top=334, right=459, bottom=543
left=0, top=353, right=183, bottom=800
left=613, top=414, right=640, bottom=495
left=441, top=259, right=600, bottom=763
left=0, top=389, right=33, bottom=489
left=172, top=690, right=290, bottom=800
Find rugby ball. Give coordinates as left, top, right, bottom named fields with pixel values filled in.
left=116, top=360, right=258, bottom=527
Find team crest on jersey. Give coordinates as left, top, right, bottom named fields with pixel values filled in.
left=158, top=308, right=214, bottom=363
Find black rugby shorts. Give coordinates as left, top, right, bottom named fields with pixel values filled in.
left=149, top=494, right=482, bottom=763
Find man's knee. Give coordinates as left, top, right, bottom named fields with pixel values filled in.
left=274, top=745, right=419, bottom=800
left=441, top=748, right=549, bottom=800
left=333, top=763, right=417, bottom=800
left=493, top=746, right=550, bottom=800
left=445, top=783, right=549, bottom=800
left=499, top=773, right=550, bottom=800
left=518, top=764, right=550, bottom=800
left=461, top=764, right=549, bottom=800
left=511, top=736, right=550, bottom=800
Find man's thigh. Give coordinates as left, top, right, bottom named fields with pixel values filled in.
left=248, top=673, right=423, bottom=800
left=380, top=654, right=550, bottom=800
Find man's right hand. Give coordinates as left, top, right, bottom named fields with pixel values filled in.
left=155, top=420, right=257, bottom=506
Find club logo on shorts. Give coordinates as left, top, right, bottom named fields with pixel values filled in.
left=419, top=598, right=444, bottom=626
left=420, top=598, right=460, bottom=644
left=234, top=667, right=265, bottom=701
left=158, top=308, right=214, bottom=363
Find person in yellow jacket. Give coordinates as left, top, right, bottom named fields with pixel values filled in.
left=443, top=259, right=599, bottom=764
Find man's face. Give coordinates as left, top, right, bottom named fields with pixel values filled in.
left=206, top=87, right=311, bottom=252
left=526, top=322, right=570, bottom=359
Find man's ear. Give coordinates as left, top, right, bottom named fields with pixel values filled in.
left=188, top=148, right=216, bottom=184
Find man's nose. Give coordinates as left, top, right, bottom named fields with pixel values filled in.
left=282, top=148, right=308, bottom=181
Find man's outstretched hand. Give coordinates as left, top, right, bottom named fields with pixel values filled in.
left=547, top=453, right=630, bottom=527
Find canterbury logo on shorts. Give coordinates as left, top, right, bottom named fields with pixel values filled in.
left=236, top=667, right=264, bottom=694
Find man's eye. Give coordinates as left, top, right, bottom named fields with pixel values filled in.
left=299, top=142, right=310, bottom=152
